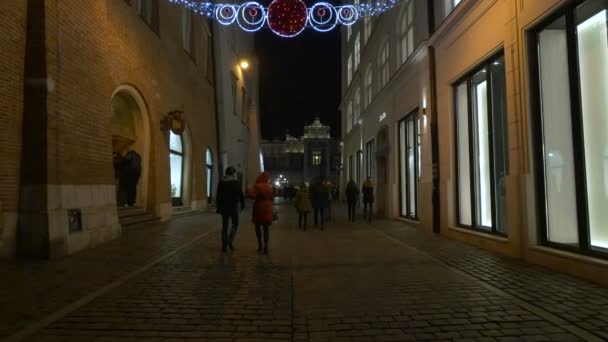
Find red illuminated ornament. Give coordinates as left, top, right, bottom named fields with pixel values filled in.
left=317, top=8, right=326, bottom=17
left=267, top=0, right=308, bottom=37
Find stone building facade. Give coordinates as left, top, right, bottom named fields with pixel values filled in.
left=341, top=0, right=608, bottom=285
left=0, top=0, right=228, bottom=258
left=262, top=118, right=342, bottom=187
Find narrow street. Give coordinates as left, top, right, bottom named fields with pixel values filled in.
left=2, top=203, right=607, bottom=342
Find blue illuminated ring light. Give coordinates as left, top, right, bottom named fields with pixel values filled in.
left=337, top=5, right=358, bottom=25
left=237, top=1, right=266, bottom=32
left=309, top=2, right=337, bottom=32
left=169, top=0, right=403, bottom=37
left=216, top=4, right=238, bottom=25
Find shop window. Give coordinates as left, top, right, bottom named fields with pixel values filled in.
left=169, top=132, right=184, bottom=206
left=399, top=111, right=420, bottom=220
left=529, top=0, right=608, bottom=254
left=454, top=52, right=509, bottom=234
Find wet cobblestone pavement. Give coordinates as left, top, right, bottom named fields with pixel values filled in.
left=2, top=203, right=607, bottom=341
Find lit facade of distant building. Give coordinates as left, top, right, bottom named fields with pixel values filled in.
left=261, top=118, right=341, bottom=186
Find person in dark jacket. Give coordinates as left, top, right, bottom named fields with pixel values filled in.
left=345, top=180, right=359, bottom=222
left=309, top=177, right=329, bottom=230
left=121, top=148, right=142, bottom=207
left=362, top=177, right=374, bottom=223
left=216, top=166, right=246, bottom=252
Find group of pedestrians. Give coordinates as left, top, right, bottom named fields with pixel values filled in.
left=345, top=177, right=375, bottom=223
left=294, top=178, right=334, bottom=230
left=215, top=166, right=376, bottom=254
left=215, top=168, right=274, bottom=254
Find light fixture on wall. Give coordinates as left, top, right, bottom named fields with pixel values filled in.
left=239, top=60, right=250, bottom=70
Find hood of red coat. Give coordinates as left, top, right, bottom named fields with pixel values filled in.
left=256, top=172, right=271, bottom=184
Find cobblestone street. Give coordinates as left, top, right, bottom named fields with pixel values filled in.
left=2, top=203, right=608, bottom=342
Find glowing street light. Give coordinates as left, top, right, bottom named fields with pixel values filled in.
left=240, top=60, right=249, bottom=70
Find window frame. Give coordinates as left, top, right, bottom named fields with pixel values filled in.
left=365, top=65, right=373, bottom=106
left=453, top=50, right=507, bottom=236
left=169, top=132, right=185, bottom=207
left=399, top=0, right=415, bottom=64
left=379, top=40, right=390, bottom=89
left=398, top=109, right=420, bottom=220
left=527, top=0, right=608, bottom=257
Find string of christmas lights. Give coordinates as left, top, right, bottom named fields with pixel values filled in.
left=168, top=0, right=402, bottom=37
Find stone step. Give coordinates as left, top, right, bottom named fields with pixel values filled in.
left=117, top=206, right=146, bottom=219
left=119, top=212, right=160, bottom=227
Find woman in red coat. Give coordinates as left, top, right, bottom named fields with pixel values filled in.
left=248, top=172, right=274, bottom=254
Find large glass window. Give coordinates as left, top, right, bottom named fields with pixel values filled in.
left=169, top=132, right=184, bottom=206
left=400, top=0, right=415, bottom=64
left=399, top=111, right=419, bottom=219
left=346, top=101, right=353, bottom=132
left=530, top=0, right=608, bottom=253
left=454, top=52, right=509, bottom=234
left=206, top=148, right=213, bottom=202
left=312, top=151, right=322, bottom=166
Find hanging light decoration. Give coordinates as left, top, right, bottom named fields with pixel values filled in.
left=168, top=0, right=403, bottom=37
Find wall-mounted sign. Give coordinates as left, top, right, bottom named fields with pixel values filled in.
left=379, top=112, right=387, bottom=122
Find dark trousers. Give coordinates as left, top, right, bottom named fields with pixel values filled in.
left=221, top=209, right=239, bottom=250
left=363, top=200, right=373, bottom=222
left=298, top=212, right=308, bottom=230
left=124, top=177, right=139, bottom=206
left=255, top=224, right=270, bottom=248
left=314, top=208, right=325, bottom=228
left=326, top=202, right=332, bottom=222
left=347, top=201, right=357, bottom=222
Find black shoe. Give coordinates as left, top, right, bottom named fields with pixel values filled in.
left=263, top=246, right=268, bottom=254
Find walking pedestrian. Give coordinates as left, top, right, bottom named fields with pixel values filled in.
left=216, top=166, right=245, bottom=252
left=294, top=183, right=311, bottom=230
left=362, top=177, right=375, bottom=223
left=345, top=180, right=359, bottom=222
left=248, top=172, right=274, bottom=254
left=309, top=177, right=329, bottom=230
left=121, top=147, right=142, bottom=207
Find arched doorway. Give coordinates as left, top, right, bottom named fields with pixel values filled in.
left=110, top=86, right=150, bottom=209
left=376, top=127, right=389, bottom=218
left=206, top=147, right=214, bottom=203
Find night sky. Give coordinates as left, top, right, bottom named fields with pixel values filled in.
left=255, top=3, right=342, bottom=140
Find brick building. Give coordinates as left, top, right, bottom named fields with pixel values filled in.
left=0, top=0, right=247, bottom=258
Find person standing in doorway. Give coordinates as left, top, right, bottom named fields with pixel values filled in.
left=248, top=172, right=274, bottom=254
left=345, top=180, right=359, bottom=222
left=121, top=147, right=142, bottom=207
left=216, top=166, right=245, bottom=252
left=294, top=183, right=311, bottom=230
left=310, top=177, right=329, bottom=230
left=362, top=176, right=375, bottom=223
